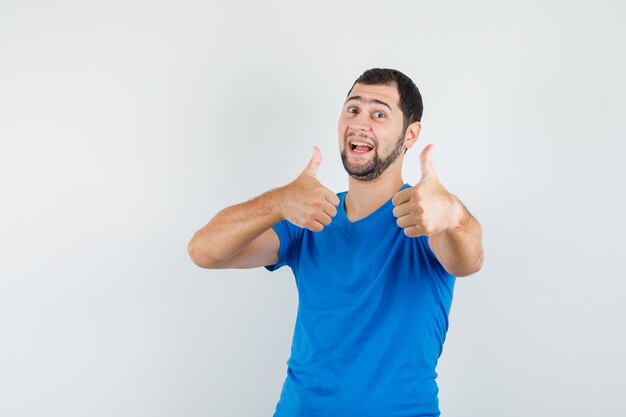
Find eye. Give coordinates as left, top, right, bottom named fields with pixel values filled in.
left=347, top=107, right=357, bottom=114
left=374, top=111, right=386, bottom=118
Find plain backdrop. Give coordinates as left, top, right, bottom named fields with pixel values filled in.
left=1, top=0, right=625, bottom=416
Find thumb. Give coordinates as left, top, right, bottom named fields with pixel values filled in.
left=303, top=146, right=322, bottom=177
left=419, top=144, right=438, bottom=182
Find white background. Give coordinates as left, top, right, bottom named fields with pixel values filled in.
left=1, top=1, right=625, bottom=416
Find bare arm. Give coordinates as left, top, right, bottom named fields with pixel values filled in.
left=187, top=189, right=284, bottom=269
left=392, top=144, right=484, bottom=278
left=428, top=197, right=483, bottom=277
left=187, top=146, right=339, bottom=270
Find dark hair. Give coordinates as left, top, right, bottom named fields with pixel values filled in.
left=347, top=68, right=423, bottom=132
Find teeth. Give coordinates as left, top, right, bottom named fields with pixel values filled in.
left=351, top=141, right=374, bottom=148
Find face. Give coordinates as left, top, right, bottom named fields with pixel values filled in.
left=338, top=82, right=414, bottom=181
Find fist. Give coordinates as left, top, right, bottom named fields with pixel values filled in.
left=392, top=144, right=462, bottom=237
left=279, top=146, right=340, bottom=232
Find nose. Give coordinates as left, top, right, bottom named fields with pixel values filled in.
left=348, top=112, right=372, bottom=132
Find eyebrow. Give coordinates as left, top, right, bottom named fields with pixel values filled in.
left=345, top=96, right=393, bottom=112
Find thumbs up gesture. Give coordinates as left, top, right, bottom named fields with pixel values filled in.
left=278, top=146, right=340, bottom=232
left=392, top=144, right=463, bottom=238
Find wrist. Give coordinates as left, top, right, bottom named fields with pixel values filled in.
left=265, top=186, right=289, bottom=222
left=447, top=194, right=469, bottom=232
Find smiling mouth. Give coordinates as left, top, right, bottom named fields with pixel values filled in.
left=349, top=140, right=375, bottom=153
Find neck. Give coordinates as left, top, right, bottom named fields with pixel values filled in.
left=344, top=162, right=405, bottom=222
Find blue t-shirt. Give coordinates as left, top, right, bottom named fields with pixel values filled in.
left=265, top=183, right=456, bottom=417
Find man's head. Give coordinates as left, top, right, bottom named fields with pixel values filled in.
left=338, top=68, right=423, bottom=181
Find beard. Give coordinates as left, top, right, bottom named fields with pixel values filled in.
left=340, top=133, right=405, bottom=181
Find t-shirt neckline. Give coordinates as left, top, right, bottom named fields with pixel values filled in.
left=338, top=183, right=411, bottom=226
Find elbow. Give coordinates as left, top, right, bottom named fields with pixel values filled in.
left=187, top=238, right=206, bottom=268
left=187, top=235, right=218, bottom=269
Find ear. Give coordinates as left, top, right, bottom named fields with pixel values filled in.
left=403, top=121, right=422, bottom=150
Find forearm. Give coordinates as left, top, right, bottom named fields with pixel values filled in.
left=188, top=188, right=285, bottom=265
left=429, top=198, right=484, bottom=277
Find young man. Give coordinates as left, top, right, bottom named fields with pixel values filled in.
left=188, top=68, right=484, bottom=416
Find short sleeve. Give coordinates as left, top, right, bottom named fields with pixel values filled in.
left=264, top=220, right=300, bottom=271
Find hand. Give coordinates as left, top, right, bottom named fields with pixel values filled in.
left=278, top=146, right=340, bottom=232
left=392, top=144, right=462, bottom=238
